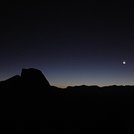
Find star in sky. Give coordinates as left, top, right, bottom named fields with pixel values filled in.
left=123, top=61, right=126, bottom=65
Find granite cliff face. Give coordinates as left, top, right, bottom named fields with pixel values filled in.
left=0, top=68, right=134, bottom=133
left=21, top=68, right=50, bottom=88
left=0, top=68, right=50, bottom=89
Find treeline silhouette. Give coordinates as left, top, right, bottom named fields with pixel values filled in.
left=0, top=68, right=134, bottom=133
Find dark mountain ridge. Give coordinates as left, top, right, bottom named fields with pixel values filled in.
left=0, top=68, right=134, bottom=133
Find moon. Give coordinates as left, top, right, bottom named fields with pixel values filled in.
left=123, top=61, right=126, bottom=65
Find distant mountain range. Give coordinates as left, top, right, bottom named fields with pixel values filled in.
left=0, top=68, right=134, bottom=133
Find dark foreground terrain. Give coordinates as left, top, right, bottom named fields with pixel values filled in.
left=0, top=68, right=134, bottom=133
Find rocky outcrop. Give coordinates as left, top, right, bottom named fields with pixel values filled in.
left=0, top=68, right=50, bottom=90
left=21, top=68, right=50, bottom=87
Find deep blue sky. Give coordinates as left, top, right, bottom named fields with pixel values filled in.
left=0, top=1, right=134, bottom=87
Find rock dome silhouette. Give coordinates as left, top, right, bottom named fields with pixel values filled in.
left=21, top=68, right=50, bottom=87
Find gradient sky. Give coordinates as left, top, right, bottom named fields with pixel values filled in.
left=0, top=1, right=134, bottom=87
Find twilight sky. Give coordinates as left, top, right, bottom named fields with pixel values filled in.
left=0, top=1, right=134, bottom=87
